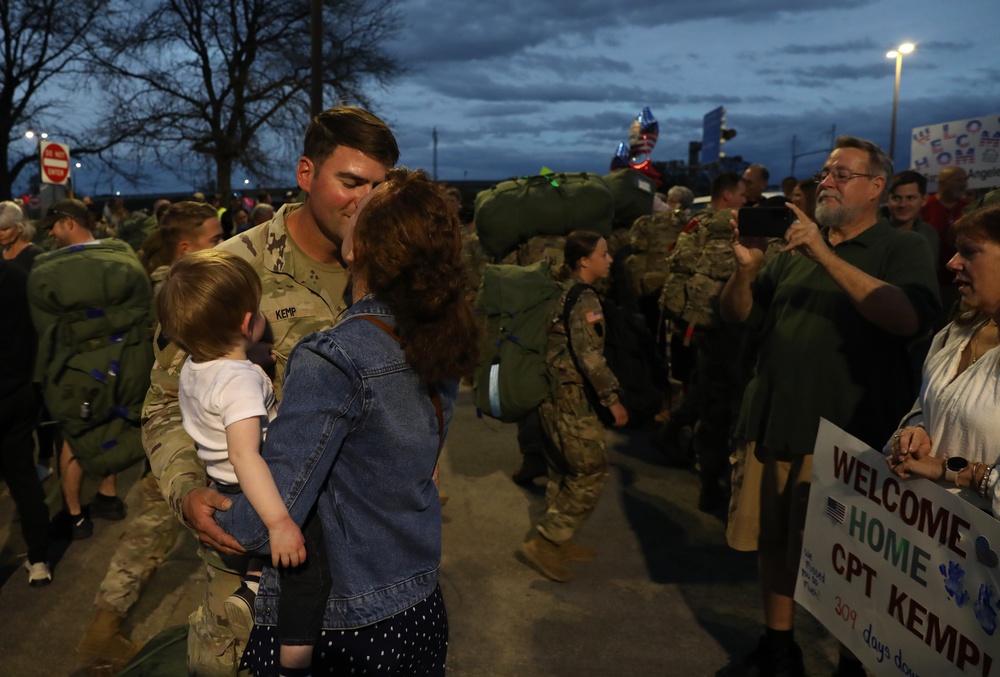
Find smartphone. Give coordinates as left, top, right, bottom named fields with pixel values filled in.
left=738, top=207, right=794, bottom=238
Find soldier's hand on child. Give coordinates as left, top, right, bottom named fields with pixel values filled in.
left=269, top=516, right=307, bottom=568
left=183, top=487, right=247, bottom=555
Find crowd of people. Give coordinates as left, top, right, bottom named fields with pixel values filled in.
left=1, top=104, right=999, bottom=677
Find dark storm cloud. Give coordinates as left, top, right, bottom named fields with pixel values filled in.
left=686, top=94, right=749, bottom=105
left=417, top=71, right=656, bottom=104
left=779, top=38, right=877, bottom=55
left=916, top=40, right=971, bottom=52
left=392, top=0, right=874, bottom=65
left=763, top=62, right=910, bottom=88
left=464, top=102, right=546, bottom=117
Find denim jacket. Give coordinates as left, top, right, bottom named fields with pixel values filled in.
left=217, top=296, right=453, bottom=629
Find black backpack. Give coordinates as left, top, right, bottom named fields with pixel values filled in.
left=562, top=284, right=666, bottom=426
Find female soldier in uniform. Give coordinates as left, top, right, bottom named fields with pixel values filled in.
left=522, top=231, right=628, bottom=582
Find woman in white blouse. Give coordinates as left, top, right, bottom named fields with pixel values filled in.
left=887, top=202, right=1000, bottom=516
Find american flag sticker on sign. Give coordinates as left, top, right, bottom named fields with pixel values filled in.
left=826, top=496, right=846, bottom=523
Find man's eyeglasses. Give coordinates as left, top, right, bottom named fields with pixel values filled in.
left=813, top=168, right=873, bottom=184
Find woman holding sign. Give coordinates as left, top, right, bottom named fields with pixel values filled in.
left=887, top=203, right=1000, bottom=516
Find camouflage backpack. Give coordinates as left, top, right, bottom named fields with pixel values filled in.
left=499, top=234, right=567, bottom=268
left=658, top=208, right=737, bottom=331
left=622, top=210, right=691, bottom=298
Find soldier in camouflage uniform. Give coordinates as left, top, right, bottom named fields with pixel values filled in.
left=656, top=173, right=749, bottom=511
left=141, top=107, right=398, bottom=676
left=521, top=231, right=628, bottom=583
left=78, top=202, right=224, bottom=663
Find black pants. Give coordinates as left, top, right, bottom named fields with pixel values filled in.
left=216, top=484, right=331, bottom=645
left=0, top=382, right=50, bottom=564
left=516, top=408, right=545, bottom=458
left=278, top=508, right=331, bottom=645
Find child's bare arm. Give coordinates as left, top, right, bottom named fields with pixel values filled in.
left=226, top=417, right=306, bottom=567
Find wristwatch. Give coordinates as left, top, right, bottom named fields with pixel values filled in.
left=945, top=457, right=969, bottom=486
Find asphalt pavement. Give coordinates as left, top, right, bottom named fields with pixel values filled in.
left=0, top=384, right=843, bottom=676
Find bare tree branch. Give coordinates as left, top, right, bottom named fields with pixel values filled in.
left=84, top=0, right=402, bottom=198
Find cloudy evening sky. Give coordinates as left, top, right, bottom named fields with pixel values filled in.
left=37, top=0, right=998, bottom=197
left=362, top=0, right=999, bottom=189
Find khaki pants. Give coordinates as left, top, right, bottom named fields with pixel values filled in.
left=726, top=441, right=812, bottom=572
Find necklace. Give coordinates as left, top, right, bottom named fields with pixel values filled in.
left=971, top=320, right=1000, bottom=364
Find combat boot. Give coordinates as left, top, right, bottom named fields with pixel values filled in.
left=521, top=535, right=574, bottom=582
left=559, top=541, right=598, bottom=562
left=77, top=609, right=140, bottom=662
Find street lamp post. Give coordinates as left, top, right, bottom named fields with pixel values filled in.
left=886, top=42, right=915, bottom=162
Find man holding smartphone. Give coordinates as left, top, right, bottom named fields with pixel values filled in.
left=718, top=136, right=940, bottom=677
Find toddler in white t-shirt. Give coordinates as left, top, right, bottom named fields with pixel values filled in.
left=158, top=249, right=315, bottom=672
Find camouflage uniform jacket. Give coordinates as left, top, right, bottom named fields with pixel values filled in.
left=624, top=209, right=691, bottom=297
left=546, top=278, right=621, bottom=408
left=142, top=203, right=349, bottom=567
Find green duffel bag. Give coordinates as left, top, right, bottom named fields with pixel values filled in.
left=474, top=172, right=614, bottom=259
left=603, top=168, right=656, bottom=230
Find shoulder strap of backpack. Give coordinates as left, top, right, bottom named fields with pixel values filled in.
left=560, top=283, right=592, bottom=337
left=349, top=314, right=444, bottom=453
left=558, top=283, right=612, bottom=423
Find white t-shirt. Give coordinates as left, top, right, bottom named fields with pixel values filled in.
left=179, top=358, right=277, bottom=485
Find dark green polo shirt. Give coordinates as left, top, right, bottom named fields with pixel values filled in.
left=734, top=221, right=940, bottom=455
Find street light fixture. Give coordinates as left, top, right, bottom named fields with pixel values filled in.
left=886, top=42, right=915, bottom=162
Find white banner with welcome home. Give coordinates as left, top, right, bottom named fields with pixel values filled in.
left=910, top=113, right=1000, bottom=192
left=795, top=419, right=1000, bottom=676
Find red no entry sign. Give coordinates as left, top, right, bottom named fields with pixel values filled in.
left=40, top=141, right=71, bottom=185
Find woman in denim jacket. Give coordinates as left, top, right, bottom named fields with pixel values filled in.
left=217, top=168, right=479, bottom=676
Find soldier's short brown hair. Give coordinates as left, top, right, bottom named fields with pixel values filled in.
left=157, top=249, right=262, bottom=362
left=303, top=106, right=399, bottom=168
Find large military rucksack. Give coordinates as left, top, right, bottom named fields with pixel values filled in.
left=474, top=172, right=615, bottom=259
left=622, top=210, right=691, bottom=298
left=28, top=240, right=154, bottom=477
left=602, top=169, right=656, bottom=231
left=658, top=208, right=737, bottom=330
left=472, top=261, right=563, bottom=422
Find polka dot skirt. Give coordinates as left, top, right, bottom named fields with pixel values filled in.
left=240, top=585, right=448, bottom=676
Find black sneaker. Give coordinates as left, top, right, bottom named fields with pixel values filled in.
left=88, top=494, right=126, bottom=521
left=70, top=513, right=94, bottom=540
left=717, top=637, right=806, bottom=677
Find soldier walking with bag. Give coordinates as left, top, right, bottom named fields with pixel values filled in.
left=521, top=231, right=628, bottom=583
